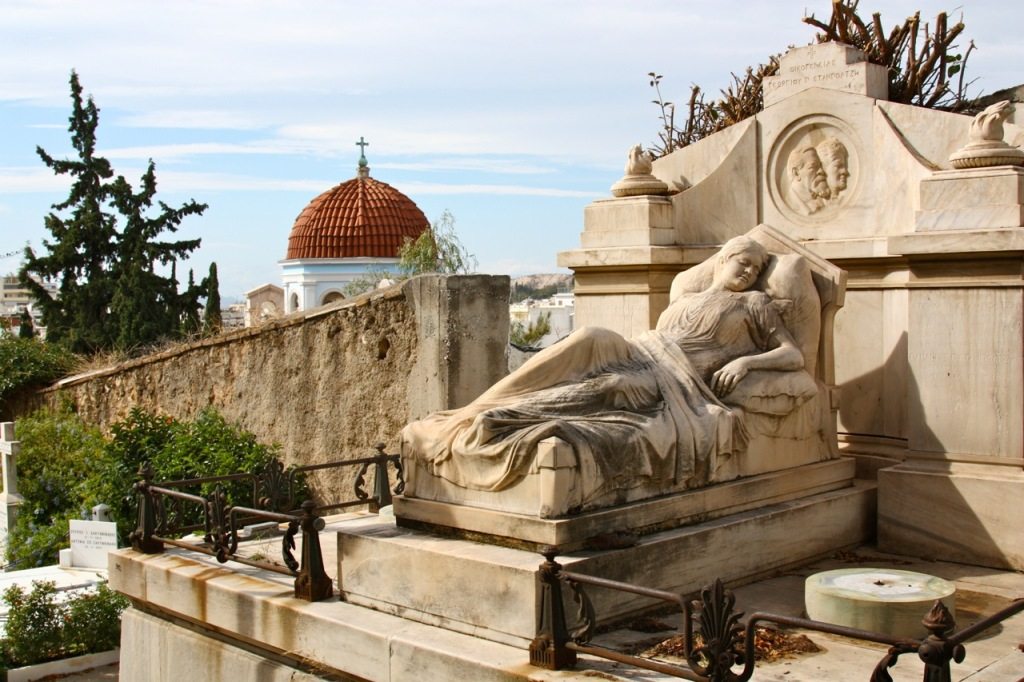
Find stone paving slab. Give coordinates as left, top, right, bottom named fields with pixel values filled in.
left=586, top=548, right=1024, bottom=682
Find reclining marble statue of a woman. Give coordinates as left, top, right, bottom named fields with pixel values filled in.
left=401, top=233, right=831, bottom=516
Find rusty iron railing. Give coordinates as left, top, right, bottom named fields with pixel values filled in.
left=129, top=443, right=403, bottom=602
left=530, top=549, right=1024, bottom=681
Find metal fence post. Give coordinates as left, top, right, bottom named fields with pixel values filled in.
left=529, top=549, right=577, bottom=670
left=916, top=601, right=961, bottom=682
left=371, top=443, right=394, bottom=511
left=130, top=463, right=163, bottom=554
left=294, top=500, right=333, bottom=601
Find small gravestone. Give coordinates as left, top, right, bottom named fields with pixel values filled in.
left=66, top=519, right=118, bottom=570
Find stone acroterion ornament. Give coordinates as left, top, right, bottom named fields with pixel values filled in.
left=949, top=101, right=1024, bottom=168
left=610, top=144, right=669, bottom=197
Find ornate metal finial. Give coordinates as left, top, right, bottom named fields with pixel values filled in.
left=921, top=599, right=957, bottom=637
left=356, top=136, right=370, bottom=177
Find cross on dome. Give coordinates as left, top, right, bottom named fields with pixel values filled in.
left=356, top=136, right=369, bottom=167
left=355, top=136, right=371, bottom=178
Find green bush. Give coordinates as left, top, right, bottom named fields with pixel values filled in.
left=6, top=406, right=279, bottom=567
left=1, top=581, right=62, bottom=667
left=10, top=409, right=106, bottom=521
left=1, top=581, right=128, bottom=668
left=5, top=518, right=71, bottom=571
left=91, top=407, right=280, bottom=541
left=5, top=409, right=106, bottom=569
left=62, top=583, right=129, bottom=655
left=0, top=337, right=75, bottom=413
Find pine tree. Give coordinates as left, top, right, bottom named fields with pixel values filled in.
left=202, top=262, right=222, bottom=335
left=19, top=71, right=208, bottom=354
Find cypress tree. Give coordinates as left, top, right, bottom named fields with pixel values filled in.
left=179, top=269, right=203, bottom=337
left=203, top=262, right=222, bottom=335
left=18, top=310, right=34, bottom=339
left=19, top=71, right=207, bottom=354
left=109, top=162, right=204, bottom=350
left=20, top=71, right=118, bottom=352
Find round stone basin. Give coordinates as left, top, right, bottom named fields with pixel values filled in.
left=805, top=568, right=956, bottom=639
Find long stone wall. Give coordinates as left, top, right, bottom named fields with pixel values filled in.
left=18, top=275, right=510, bottom=474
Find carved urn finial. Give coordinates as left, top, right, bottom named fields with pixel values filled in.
left=610, top=144, right=669, bottom=197
left=949, top=101, right=1024, bottom=169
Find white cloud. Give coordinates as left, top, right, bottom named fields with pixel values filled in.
left=399, top=181, right=598, bottom=199
left=0, top=165, right=596, bottom=199
left=0, top=168, right=69, bottom=193
left=3, top=1, right=1021, bottom=110
left=101, top=142, right=291, bottom=162
left=374, top=159, right=555, bottom=175
left=148, top=171, right=327, bottom=194
left=116, top=110, right=271, bottom=131
left=152, top=171, right=600, bottom=199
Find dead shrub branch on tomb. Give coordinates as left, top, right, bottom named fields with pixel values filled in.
left=648, top=57, right=780, bottom=157
left=804, top=0, right=975, bottom=111
left=648, top=0, right=978, bottom=158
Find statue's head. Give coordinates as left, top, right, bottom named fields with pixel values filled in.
left=815, top=138, right=849, bottom=194
left=714, top=236, right=769, bottom=292
left=787, top=146, right=829, bottom=200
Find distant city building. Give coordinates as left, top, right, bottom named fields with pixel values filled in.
left=243, top=284, right=284, bottom=327
left=1, top=274, right=51, bottom=314
left=1, top=274, right=56, bottom=335
left=509, top=291, right=574, bottom=348
left=220, top=302, right=247, bottom=331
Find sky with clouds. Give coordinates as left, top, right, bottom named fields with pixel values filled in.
left=2, top=0, right=1022, bottom=300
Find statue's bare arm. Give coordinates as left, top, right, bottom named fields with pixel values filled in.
left=710, top=326, right=804, bottom=397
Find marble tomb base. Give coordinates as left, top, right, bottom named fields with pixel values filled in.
left=341, top=472, right=875, bottom=647
left=394, top=457, right=856, bottom=550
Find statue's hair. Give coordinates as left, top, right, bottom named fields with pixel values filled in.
left=816, top=137, right=847, bottom=161
left=718, top=236, right=768, bottom=268
left=787, top=145, right=819, bottom=175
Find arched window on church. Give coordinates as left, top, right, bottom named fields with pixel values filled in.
left=321, top=291, right=344, bottom=305
left=290, top=292, right=299, bottom=312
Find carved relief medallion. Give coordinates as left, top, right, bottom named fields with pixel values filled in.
left=768, top=115, right=859, bottom=221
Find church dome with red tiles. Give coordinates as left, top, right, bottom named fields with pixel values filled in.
left=279, top=140, right=432, bottom=313
left=286, top=162, right=429, bottom=260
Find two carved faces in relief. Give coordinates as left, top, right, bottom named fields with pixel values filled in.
left=785, top=137, right=850, bottom=216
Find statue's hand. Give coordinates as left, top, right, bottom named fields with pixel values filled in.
left=711, top=358, right=750, bottom=397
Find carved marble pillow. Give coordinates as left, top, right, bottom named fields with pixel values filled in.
left=721, top=368, right=819, bottom=416
left=761, top=253, right=821, bottom=377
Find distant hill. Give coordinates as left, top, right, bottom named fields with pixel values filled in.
left=510, top=273, right=573, bottom=303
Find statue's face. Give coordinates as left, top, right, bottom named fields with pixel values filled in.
left=716, top=249, right=763, bottom=292
left=819, top=148, right=849, bottom=193
left=792, top=150, right=829, bottom=198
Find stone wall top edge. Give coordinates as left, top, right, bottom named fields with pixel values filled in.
left=43, top=285, right=415, bottom=392
left=42, top=274, right=509, bottom=393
